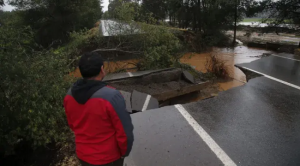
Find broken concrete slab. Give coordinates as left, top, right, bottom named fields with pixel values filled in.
left=109, top=68, right=210, bottom=102
left=131, top=90, right=147, bottom=112
left=146, top=96, right=159, bottom=111
left=153, top=81, right=210, bottom=101
left=182, top=70, right=195, bottom=84
left=119, top=90, right=132, bottom=113
left=103, top=68, right=176, bottom=82
left=103, top=72, right=131, bottom=82
left=131, top=90, right=159, bottom=112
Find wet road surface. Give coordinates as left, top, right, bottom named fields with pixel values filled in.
left=184, top=77, right=300, bottom=166
left=125, top=55, right=300, bottom=166
left=236, top=55, right=300, bottom=86
left=125, top=106, right=223, bottom=166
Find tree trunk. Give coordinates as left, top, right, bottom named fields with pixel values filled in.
left=233, top=0, right=238, bottom=46
left=197, top=0, right=201, bottom=31
left=192, top=8, right=196, bottom=30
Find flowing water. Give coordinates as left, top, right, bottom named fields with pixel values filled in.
left=181, top=46, right=273, bottom=91
left=71, top=46, right=273, bottom=92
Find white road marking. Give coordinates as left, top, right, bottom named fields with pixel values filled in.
left=175, top=105, right=237, bottom=166
left=142, top=95, right=151, bottom=111
left=238, top=66, right=300, bottom=90
left=128, top=72, right=134, bottom=77
left=271, top=54, right=300, bottom=62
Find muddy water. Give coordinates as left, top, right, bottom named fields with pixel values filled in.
left=71, top=46, right=272, bottom=91
left=181, top=46, right=273, bottom=91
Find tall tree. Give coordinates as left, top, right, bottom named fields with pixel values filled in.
left=262, top=0, right=300, bottom=47
left=108, top=0, right=141, bottom=21
left=233, top=0, right=239, bottom=46
left=142, top=0, right=167, bottom=21
left=8, top=0, right=102, bottom=47
left=232, top=0, right=262, bottom=46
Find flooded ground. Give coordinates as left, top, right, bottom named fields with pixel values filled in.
left=228, top=31, right=300, bottom=45
left=71, top=46, right=273, bottom=93
left=181, top=46, right=273, bottom=91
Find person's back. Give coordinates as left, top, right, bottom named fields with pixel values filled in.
left=64, top=52, right=134, bottom=166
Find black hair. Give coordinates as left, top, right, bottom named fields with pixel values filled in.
left=79, top=52, right=104, bottom=79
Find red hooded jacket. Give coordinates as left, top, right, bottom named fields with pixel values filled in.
left=64, top=79, right=134, bottom=165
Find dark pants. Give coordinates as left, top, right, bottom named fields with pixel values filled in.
left=79, top=158, right=124, bottom=166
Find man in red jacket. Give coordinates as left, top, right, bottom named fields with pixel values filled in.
left=64, top=52, right=134, bottom=166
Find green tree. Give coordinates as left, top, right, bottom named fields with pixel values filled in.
left=8, top=0, right=102, bottom=47
left=0, top=24, right=73, bottom=155
left=232, top=0, right=261, bottom=45
left=142, top=0, right=167, bottom=21
left=262, top=0, right=300, bottom=47
left=107, top=0, right=155, bottom=23
left=263, top=0, right=300, bottom=25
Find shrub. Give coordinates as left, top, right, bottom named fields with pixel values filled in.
left=9, top=0, right=102, bottom=47
left=193, top=31, right=231, bottom=52
left=139, top=24, right=184, bottom=70
left=0, top=26, right=73, bottom=155
left=65, top=21, right=184, bottom=71
left=205, top=54, right=230, bottom=79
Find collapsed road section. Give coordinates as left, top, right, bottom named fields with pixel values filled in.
left=124, top=77, right=300, bottom=166
left=123, top=54, right=300, bottom=166
left=105, top=68, right=210, bottom=112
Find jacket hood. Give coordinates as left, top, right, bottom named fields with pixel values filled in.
left=71, top=79, right=107, bottom=104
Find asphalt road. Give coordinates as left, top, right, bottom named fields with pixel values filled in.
left=184, top=77, right=300, bottom=166
left=124, top=54, right=300, bottom=166
left=126, top=106, right=223, bottom=166
left=236, top=55, right=300, bottom=86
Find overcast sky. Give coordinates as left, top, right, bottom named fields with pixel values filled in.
left=2, top=0, right=110, bottom=11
